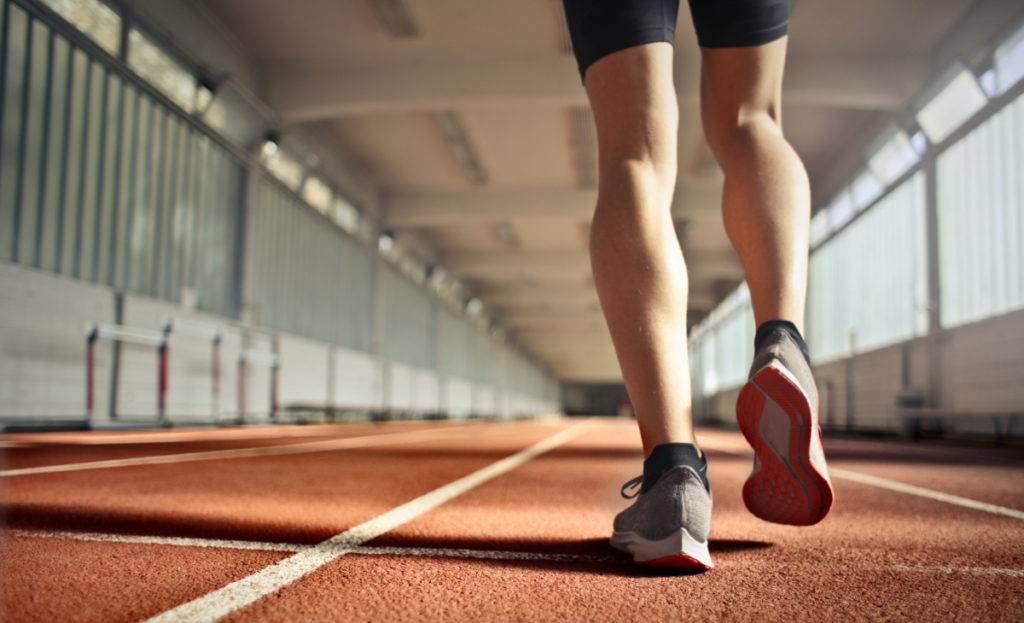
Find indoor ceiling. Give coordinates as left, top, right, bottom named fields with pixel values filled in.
left=201, top=0, right=1007, bottom=382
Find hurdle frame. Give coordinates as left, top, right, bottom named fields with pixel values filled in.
left=85, top=322, right=168, bottom=428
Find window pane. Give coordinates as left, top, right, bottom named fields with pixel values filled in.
left=37, top=0, right=120, bottom=56
left=60, top=48, right=89, bottom=277
left=850, top=169, right=884, bottom=211
left=16, top=19, right=51, bottom=267
left=301, top=175, right=332, bottom=212
left=332, top=196, right=359, bottom=233
left=38, top=36, right=71, bottom=272
left=96, top=72, right=122, bottom=285
left=937, top=92, right=1024, bottom=327
left=77, top=61, right=105, bottom=280
left=826, top=189, right=855, bottom=231
left=0, top=6, right=30, bottom=261
left=867, top=130, right=919, bottom=186
left=809, top=210, right=830, bottom=247
left=916, top=69, right=988, bottom=144
left=262, top=148, right=303, bottom=190
left=995, top=23, right=1024, bottom=93
left=808, top=173, right=928, bottom=362
left=127, top=28, right=195, bottom=112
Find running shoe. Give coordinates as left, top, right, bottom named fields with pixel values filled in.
left=610, top=464, right=713, bottom=570
left=736, top=326, right=834, bottom=525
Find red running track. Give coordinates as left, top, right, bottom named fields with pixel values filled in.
left=1, top=418, right=1022, bottom=622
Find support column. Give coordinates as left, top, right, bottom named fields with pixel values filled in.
left=924, top=156, right=944, bottom=409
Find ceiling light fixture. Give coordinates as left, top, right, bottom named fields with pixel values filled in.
left=432, top=111, right=488, bottom=186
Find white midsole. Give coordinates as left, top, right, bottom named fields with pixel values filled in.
left=610, top=527, right=714, bottom=568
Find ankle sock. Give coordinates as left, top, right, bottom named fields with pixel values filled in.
left=642, top=443, right=710, bottom=494
left=755, top=319, right=810, bottom=364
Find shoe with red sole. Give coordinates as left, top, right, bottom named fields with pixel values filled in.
left=610, top=465, right=714, bottom=571
left=736, top=327, right=834, bottom=526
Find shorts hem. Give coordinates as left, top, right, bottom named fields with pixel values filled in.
left=697, top=22, right=788, bottom=49
left=578, top=26, right=677, bottom=82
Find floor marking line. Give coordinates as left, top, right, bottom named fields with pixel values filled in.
left=696, top=438, right=1024, bottom=522
left=0, top=425, right=436, bottom=446
left=0, top=425, right=477, bottom=478
left=827, top=467, right=1024, bottom=521
left=888, top=564, right=1024, bottom=578
left=143, top=423, right=589, bottom=623
left=4, top=529, right=612, bottom=562
left=4, top=529, right=304, bottom=553
left=9, top=528, right=1024, bottom=579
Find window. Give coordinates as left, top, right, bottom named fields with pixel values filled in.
left=809, top=211, right=831, bottom=247
left=936, top=92, right=1024, bottom=328
left=262, top=148, right=303, bottom=190
left=826, top=189, right=855, bottom=231
left=37, top=0, right=120, bottom=55
left=301, top=176, right=332, bottom=213
left=916, top=69, right=988, bottom=144
left=850, top=170, right=884, bottom=211
left=995, top=23, right=1024, bottom=93
left=332, top=197, right=360, bottom=233
left=807, top=174, right=928, bottom=362
left=127, top=28, right=196, bottom=112
left=867, top=130, right=919, bottom=186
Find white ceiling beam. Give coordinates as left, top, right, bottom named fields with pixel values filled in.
left=266, top=56, right=923, bottom=124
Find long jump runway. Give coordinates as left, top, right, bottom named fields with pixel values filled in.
left=1, top=419, right=1022, bottom=621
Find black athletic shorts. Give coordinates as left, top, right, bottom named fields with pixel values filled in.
left=563, top=0, right=790, bottom=79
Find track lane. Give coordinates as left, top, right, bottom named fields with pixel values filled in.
left=145, top=423, right=588, bottom=623
left=3, top=420, right=1022, bottom=622
left=0, top=421, right=467, bottom=472
left=0, top=424, right=563, bottom=543
left=0, top=422, right=575, bottom=622
left=221, top=421, right=1024, bottom=622
left=0, top=534, right=289, bottom=623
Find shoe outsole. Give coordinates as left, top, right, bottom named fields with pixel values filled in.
left=610, top=527, right=714, bottom=571
left=638, top=552, right=713, bottom=571
left=737, top=364, right=834, bottom=526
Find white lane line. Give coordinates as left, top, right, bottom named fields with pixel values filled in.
left=888, top=565, right=1024, bottom=578
left=144, top=423, right=589, bottom=623
left=9, top=528, right=1023, bottom=579
left=4, top=529, right=611, bottom=563
left=697, top=438, right=1024, bottom=522
left=828, top=467, right=1024, bottom=522
left=0, top=422, right=486, bottom=446
left=4, top=529, right=304, bottom=553
left=0, top=425, right=474, bottom=478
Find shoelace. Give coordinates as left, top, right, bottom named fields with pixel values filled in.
left=620, top=475, right=643, bottom=499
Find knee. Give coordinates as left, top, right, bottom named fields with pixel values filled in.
left=704, top=109, right=782, bottom=168
left=597, top=153, right=677, bottom=204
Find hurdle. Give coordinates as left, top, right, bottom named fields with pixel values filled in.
left=163, top=320, right=224, bottom=422
left=238, top=349, right=280, bottom=423
left=86, top=322, right=168, bottom=428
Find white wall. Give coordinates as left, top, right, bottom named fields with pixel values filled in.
left=331, top=347, right=383, bottom=409
left=0, top=263, right=113, bottom=420
left=278, top=333, right=330, bottom=408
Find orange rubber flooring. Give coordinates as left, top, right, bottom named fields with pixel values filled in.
left=1, top=418, right=1022, bottom=622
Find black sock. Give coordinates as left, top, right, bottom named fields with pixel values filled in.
left=642, top=443, right=710, bottom=494
left=755, top=319, right=810, bottom=364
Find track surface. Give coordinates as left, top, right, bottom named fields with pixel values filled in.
left=1, top=419, right=1023, bottom=622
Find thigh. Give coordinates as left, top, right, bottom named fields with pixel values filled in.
left=583, top=43, right=679, bottom=181
left=699, top=37, right=788, bottom=149
left=562, top=0, right=680, bottom=82
left=687, top=0, right=790, bottom=49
